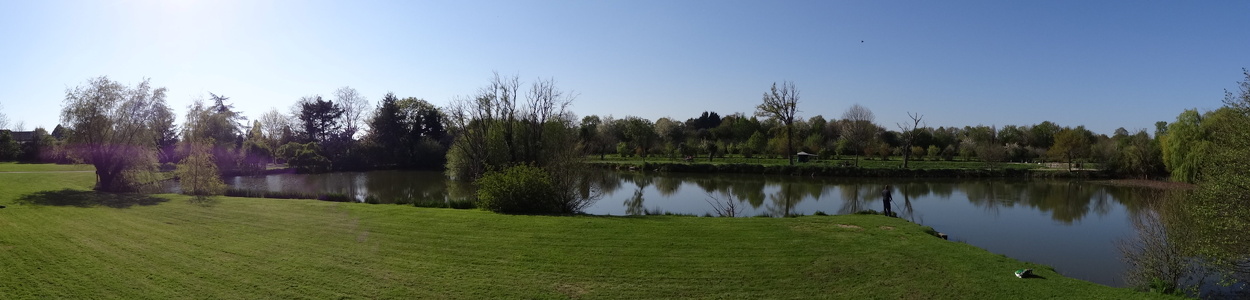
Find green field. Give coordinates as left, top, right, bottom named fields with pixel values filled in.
left=0, top=165, right=1173, bottom=299
left=0, top=162, right=96, bottom=172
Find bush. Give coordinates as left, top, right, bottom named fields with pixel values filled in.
left=474, top=165, right=563, bottom=214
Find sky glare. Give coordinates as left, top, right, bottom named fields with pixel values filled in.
left=1, top=0, right=1248, bottom=135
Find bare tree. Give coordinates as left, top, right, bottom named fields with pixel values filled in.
left=258, top=108, right=292, bottom=148
left=705, top=192, right=743, bottom=217
left=13, top=120, right=25, bottom=132
left=335, top=86, right=369, bottom=139
left=0, top=102, right=8, bottom=130
left=896, top=112, right=925, bottom=169
left=445, top=73, right=599, bottom=213
left=755, top=81, right=800, bottom=165
left=841, top=104, right=876, bottom=167
left=1118, top=199, right=1198, bottom=294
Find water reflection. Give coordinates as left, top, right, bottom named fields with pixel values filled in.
left=226, top=170, right=1152, bottom=222
left=224, top=170, right=1223, bottom=290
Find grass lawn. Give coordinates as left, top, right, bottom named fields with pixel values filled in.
left=0, top=162, right=95, bottom=172
left=0, top=166, right=1174, bottom=299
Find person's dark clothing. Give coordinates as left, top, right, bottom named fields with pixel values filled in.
left=881, top=188, right=894, bottom=217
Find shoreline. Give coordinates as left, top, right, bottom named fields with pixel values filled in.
left=590, top=161, right=1114, bottom=179
left=1088, top=179, right=1196, bottom=190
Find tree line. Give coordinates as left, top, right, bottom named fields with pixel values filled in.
left=2, top=72, right=1245, bottom=191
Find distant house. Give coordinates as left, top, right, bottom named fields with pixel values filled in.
left=796, top=151, right=818, bottom=163
left=0, top=130, right=36, bottom=144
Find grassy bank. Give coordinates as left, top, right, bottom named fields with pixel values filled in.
left=0, top=162, right=95, bottom=172
left=0, top=166, right=1174, bottom=299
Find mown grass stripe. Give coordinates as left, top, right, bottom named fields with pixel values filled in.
left=0, top=166, right=1181, bottom=299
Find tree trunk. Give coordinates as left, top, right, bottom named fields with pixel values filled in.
left=902, top=144, right=911, bottom=169
left=786, top=124, right=794, bottom=165
left=96, top=169, right=119, bottom=192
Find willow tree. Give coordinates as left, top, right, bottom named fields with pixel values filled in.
left=61, top=77, right=173, bottom=192
left=1160, top=109, right=1211, bottom=183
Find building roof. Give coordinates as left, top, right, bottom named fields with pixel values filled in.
left=0, top=130, right=35, bottom=142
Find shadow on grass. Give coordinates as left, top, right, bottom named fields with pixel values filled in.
left=187, top=195, right=219, bottom=207
left=16, top=189, right=168, bottom=208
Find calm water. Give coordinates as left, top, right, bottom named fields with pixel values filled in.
left=226, top=170, right=1160, bottom=287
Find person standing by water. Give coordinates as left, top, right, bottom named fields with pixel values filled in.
left=881, top=185, right=894, bottom=217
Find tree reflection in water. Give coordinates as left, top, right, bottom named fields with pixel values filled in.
left=223, top=170, right=1247, bottom=294
left=1118, top=190, right=1249, bottom=299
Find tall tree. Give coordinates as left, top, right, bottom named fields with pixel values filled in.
left=578, top=115, right=604, bottom=158
left=368, top=92, right=406, bottom=165
left=152, top=100, right=178, bottom=164
left=755, top=81, right=800, bottom=165
left=184, top=96, right=245, bottom=173
left=896, top=112, right=925, bottom=169
left=61, top=77, right=171, bottom=192
left=1049, top=127, right=1091, bottom=171
left=178, top=102, right=227, bottom=201
left=367, top=93, right=448, bottom=169
left=445, top=74, right=597, bottom=213
left=335, top=86, right=369, bottom=139
left=841, top=104, right=876, bottom=166
left=299, top=96, right=344, bottom=143
left=257, top=108, right=293, bottom=147
left=1160, top=109, right=1210, bottom=183
left=623, top=116, right=658, bottom=162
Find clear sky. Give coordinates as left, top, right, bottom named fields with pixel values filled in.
left=1, top=0, right=1247, bottom=135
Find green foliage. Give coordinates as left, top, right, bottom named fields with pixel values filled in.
left=1105, top=130, right=1165, bottom=178
left=623, top=116, right=658, bottom=160
left=366, top=93, right=449, bottom=169
left=240, top=139, right=272, bottom=174
left=959, top=144, right=975, bottom=161
left=746, top=131, right=767, bottom=157
left=927, top=145, right=940, bottom=161
left=298, top=96, right=344, bottom=143
left=910, top=146, right=925, bottom=161
left=474, top=165, right=563, bottom=214
left=942, top=145, right=957, bottom=161
left=19, top=128, right=54, bottom=163
left=60, top=76, right=171, bottom=192
left=1178, top=105, right=1250, bottom=279
left=0, top=130, right=19, bottom=161
left=1049, top=127, right=1091, bottom=171
left=616, top=141, right=631, bottom=158
left=835, top=138, right=851, bottom=158
left=175, top=146, right=226, bottom=199
left=1160, top=109, right=1210, bottom=183
left=281, top=142, right=331, bottom=173
left=755, top=81, right=800, bottom=165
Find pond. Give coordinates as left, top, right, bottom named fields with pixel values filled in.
left=224, top=170, right=1241, bottom=294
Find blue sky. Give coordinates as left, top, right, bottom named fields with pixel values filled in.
left=1, top=0, right=1247, bottom=135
